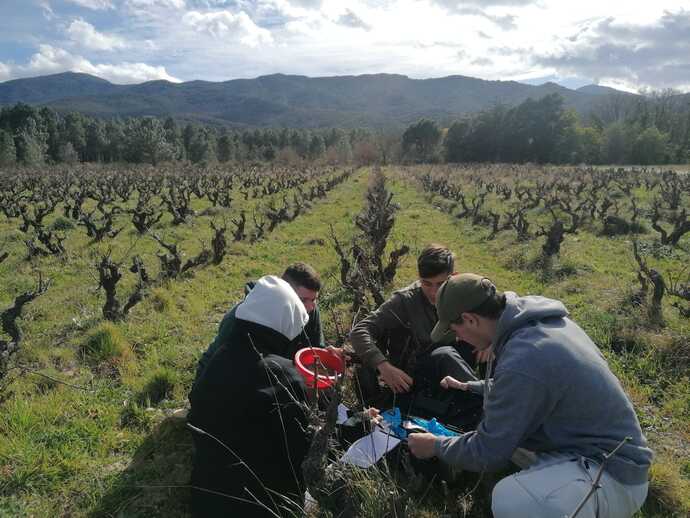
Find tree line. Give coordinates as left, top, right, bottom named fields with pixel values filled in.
left=0, top=103, right=389, bottom=167
left=4, top=89, right=689, bottom=168
left=402, top=91, right=690, bottom=165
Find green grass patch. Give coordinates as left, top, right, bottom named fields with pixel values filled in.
left=80, top=322, right=133, bottom=365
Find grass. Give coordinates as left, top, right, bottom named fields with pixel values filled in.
left=0, top=163, right=688, bottom=516
left=0, top=165, right=368, bottom=517
left=80, top=322, right=133, bottom=365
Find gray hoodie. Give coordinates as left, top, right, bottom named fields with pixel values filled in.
left=435, top=292, right=652, bottom=485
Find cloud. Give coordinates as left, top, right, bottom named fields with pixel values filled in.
left=67, top=19, right=127, bottom=51
left=65, top=0, right=115, bottom=9
left=455, top=6, right=517, bottom=29
left=0, top=62, right=11, bottom=81
left=471, top=57, right=493, bottom=66
left=283, top=0, right=323, bottom=8
left=434, top=0, right=533, bottom=7
left=40, top=1, right=56, bottom=20
left=533, top=10, right=690, bottom=90
left=13, top=44, right=180, bottom=83
left=336, top=9, right=371, bottom=30
left=126, top=0, right=186, bottom=8
left=182, top=10, right=273, bottom=46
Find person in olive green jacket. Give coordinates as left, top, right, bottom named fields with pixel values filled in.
left=350, top=245, right=482, bottom=403
left=194, top=262, right=328, bottom=385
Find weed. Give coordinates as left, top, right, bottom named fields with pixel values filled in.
left=80, top=322, right=133, bottom=365
left=137, top=368, right=177, bottom=406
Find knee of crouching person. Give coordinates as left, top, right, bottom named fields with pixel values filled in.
left=491, top=475, right=535, bottom=518
left=430, top=345, right=456, bottom=359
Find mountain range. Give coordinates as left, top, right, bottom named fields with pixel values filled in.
left=0, top=71, right=637, bottom=128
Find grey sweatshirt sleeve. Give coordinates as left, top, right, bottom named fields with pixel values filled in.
left=435, top=369, right=555, bottom=472
left=465, top=380, right=486, bottom=395
left=350, top=293, right=407, bottom=369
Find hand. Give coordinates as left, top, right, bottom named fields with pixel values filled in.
left=475, top=347, right=494, bottom=364
left=366, top=407, right=383, bottom=426
left=327, top=346, right=350, bottom=362
left=440, top=375, right=469, bottom=391
left=408, top=432, right=437, bottom=459
left=377, top=361, right=413, bottom=393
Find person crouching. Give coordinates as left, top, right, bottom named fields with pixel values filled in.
left=188, top=275, right=311, bottom=517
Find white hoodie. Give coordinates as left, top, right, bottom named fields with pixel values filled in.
left=235, top=275, right=309, bottom=341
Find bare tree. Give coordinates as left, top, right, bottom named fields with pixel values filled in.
left=96, top=253, right=151, bottom=321
left=632, top=240, right=666, bottom=325
left=1, top=274, right=51, bottom=383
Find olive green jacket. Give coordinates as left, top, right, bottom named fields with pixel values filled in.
left=350, top=280, right=455, bottom=370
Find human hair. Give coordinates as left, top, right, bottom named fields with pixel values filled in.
left=417, top=244, right=455, bottom=278
left=282, top=262, right=321, bottom=292
left=456, top=290, right=507, bottom=323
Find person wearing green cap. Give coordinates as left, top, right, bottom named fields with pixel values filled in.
left=408, top=273, right=652, bottom=518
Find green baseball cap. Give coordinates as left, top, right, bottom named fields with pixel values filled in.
left=431, top=273, right=497, bottom=343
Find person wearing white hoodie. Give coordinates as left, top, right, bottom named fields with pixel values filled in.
left=408, top=273, right=652, bottom=518
left=188, top=276, right=311, bottom=518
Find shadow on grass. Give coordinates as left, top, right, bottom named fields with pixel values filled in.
left=87, top=415, right=194, bottom=518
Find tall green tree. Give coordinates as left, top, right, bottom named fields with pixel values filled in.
left=217, top=133, right=235, bottom=162
left=124, top=117, right=174, bottom=165
left=62, top=112, right=87, bottom=161
left=402, top=119, right=441, bottom=161
left=444, top=120, right=471, bottom=162
left=289, top=130, right=308, bottom=157
left=632, top=126, right=670, bottom=165
left=550, top=109, right=580, bottom=164
left=0, top=129, right=16, bottom=165
left=188, top=127, right=217, bottom=163
left=575, top=126, right=602, bottom=164
left=104, top=119, right=126, bottom=162
left=163, top=117, right=184, bottom=160
left=601, top=122, right=632, bottom=164
left=85, top=120, right=108, bottom=162
left=16, top=116, right=47, bottom=165
left=39, top=107, right=61, bottom=163
left=182, top=123, right=197, bottom=161
left=308, top=134, right=325, bottom=159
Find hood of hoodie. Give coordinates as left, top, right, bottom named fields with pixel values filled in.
left=236, top=275, right=309, bottom=341
left=493, top=292, right=569, bottom=357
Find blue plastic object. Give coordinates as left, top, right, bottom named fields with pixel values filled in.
left=381, top=407, right=407, bottom=438
left=381, top=407, right=459, bottom=439
left=412, top=416, right=458, bottom=437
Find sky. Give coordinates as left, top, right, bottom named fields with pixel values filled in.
left=0, top=0, right=689, bottom=92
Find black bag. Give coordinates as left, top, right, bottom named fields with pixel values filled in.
left=396, top=378, right=483, bottom=432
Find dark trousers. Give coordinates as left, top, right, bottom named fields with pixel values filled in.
left=354, top=343, right=478, bottom=408
left=423, top=345, right=478, bottom=385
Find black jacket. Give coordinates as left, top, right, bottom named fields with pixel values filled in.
left=188, top=319, right=310, bottom=518
left=193, top=281, right=325, bottom=384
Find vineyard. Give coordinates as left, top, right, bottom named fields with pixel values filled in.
left=0, top=163, right=688, bottom=517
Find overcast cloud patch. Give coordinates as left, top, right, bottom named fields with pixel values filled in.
left=2, top=1, right=690, bottom=91
left=8, top=44, right=180, bottom=83
left=67, top=19, right=127, bottom=51
left=455, top=6, right=517, bottom=30
left=472, top=57, right=493, bottom=66
left=182, top=10, right=274, bottom=46
left=337, top=9, right=371, bottom=31
left=533, top=10, right=690, bottom=90
left=433, top=0, right=533, bottom=7
left=0, top=62, right=11, bottom=81
left=65, top=0, right=114, bottom=10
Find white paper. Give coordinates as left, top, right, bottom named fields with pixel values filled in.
left=340, top=428, right=401, bottom=468
left=337, top=403, right=350, bottom=425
